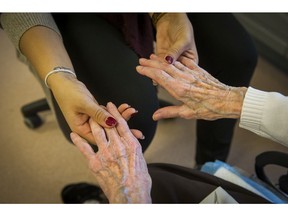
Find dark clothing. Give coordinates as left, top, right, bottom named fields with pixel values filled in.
left=98, top=13, right=154, bottom=58
left=52, top=13, right=158, bottom=151
left=148, top=163, right=270, bottom=203
left=188, top=14, right=257, bottom=164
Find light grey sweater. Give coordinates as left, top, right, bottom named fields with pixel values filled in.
left=0, top=13, right=60, bottom=52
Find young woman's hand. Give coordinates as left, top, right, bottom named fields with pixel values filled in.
left=154, top=13, right=198, bottom=64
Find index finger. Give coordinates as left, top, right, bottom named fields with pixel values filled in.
left=136, top=64, right=176, bottom=91
left=89, top=118, right=109, bottom=150
left=70, top=132, right=95, bottom=160
left=106, top=102, right=136, bottom=140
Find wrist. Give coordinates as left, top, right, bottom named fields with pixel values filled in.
left=228, top=87, right=247, bottom=118
left=45, top=67, right=77, bottom=88
left=152, top=13, right=187, bottom=28
left=109, top=186, right=152, bottom=204
left=107, top=176, right=152, bottom=204
left=151, top=13, right=167, bottom=27
left=129, top=190, right=152, bottom=203
left=47, top=71, right=78, bottom=90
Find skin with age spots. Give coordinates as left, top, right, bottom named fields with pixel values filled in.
left=136, top=54, right=247, bottom=121
left=71, top=102, right=152, bottom=203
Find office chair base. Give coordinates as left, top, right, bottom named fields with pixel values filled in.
left=61, top=182, right=108, bottom=204
left=21, top=98, right=50, bottom=129
left=24, top=115, right=43, bottom=129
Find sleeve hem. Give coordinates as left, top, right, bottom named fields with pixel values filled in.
left=1, top=13, right=61, bottom=53
left=239, top=87, right=268, bottom=133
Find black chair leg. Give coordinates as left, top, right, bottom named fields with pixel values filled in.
left=21, top=98, right=50, bottom=129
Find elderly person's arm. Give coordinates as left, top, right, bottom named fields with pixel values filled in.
left=70, top=102, right=152, bottom=203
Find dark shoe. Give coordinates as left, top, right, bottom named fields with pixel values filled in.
left=61, top=182, right=108, bottom=204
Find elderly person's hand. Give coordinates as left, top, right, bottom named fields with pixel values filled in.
left=153, top=13, right=198, bottom=64
left=70, top=102, right=152, bottom=203
left=136, top=54, right=247, bottom=121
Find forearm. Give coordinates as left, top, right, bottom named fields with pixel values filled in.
left=19, top=25, right=76, bottom=88
left=1, top=13, right=74, bottom=89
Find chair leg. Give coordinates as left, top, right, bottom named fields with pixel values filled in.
left=21, top=98, right=50, bottom=129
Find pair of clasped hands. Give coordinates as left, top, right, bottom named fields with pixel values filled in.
left=71, top=53, right=244, bottom=203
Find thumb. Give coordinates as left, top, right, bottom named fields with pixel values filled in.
left=152, top=106, right=182, bottom=121
left=85, top=102, right=118, bottom=128
left=164, top=40, right=188, bottom=64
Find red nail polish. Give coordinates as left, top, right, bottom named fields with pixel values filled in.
left=165, top=56, right=173, bottom=64
left=106, top=117, right=117, bottom=126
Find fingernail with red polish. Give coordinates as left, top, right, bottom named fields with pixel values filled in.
left=105, top=117, right=117, bottom=126
left=165, top=56, right=174, bottom=64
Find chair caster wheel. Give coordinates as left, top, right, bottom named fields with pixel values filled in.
left=24, top=115, right=43, bottom=129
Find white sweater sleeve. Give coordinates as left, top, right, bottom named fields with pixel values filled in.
left=239, top=87, right=288, bottom=147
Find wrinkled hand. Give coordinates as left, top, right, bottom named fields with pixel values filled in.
left=154, top=13, right=198, bottom=64
left=108, top=103, right=145, bottom=140
left=136, top=54, right=247, bottom=121
left=50, top=74, right=118, bottom=144
left=70, top=102, right=152, bottom=203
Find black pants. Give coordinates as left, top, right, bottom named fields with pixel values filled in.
left=148, top=163, right=269, bottom=203
left=188, top=14, right=257, bottom=164
left=52, top=13, right=159, bottom=151
left=52, top=13, right=257, bottom=161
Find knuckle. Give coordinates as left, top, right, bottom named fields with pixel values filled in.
left=118, top=117, right=127, bottom=125
left=163, top=63, right=174, bottom=72
left=175, top=84, right=190, bottom=97
left=179, top=111, right=191, bottom=119
left=131, top=141, right=142, bottom=153
left=93, top=107, right=106, bottom=121
left=135, top=143, right=142, bottom=153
